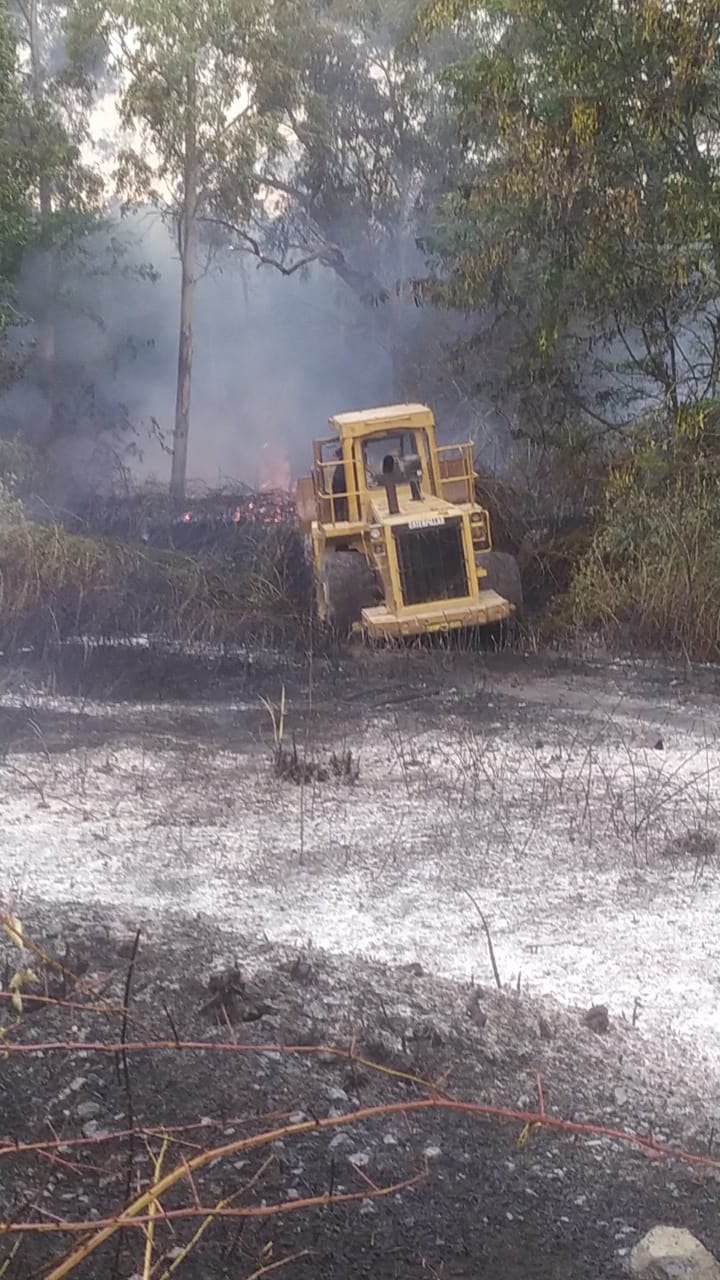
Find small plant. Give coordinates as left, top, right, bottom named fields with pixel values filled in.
left=330, top=747, right=360, bottom=784
left=661, top=826, right=717, bottom=883
left=261, top=690, right=360, bottom=786
left=274, top=737, right=329, bottom=784
left=259, top=685, right=287, bottom=753
left=1, top=914, right=39, bottom=1017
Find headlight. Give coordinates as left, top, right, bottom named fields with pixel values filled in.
left=370, top=526, right=382, bottom=541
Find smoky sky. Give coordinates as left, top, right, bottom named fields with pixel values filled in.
left=132, top=213, right=402, bottom=485
left=0, top=207, right=401, bottom=493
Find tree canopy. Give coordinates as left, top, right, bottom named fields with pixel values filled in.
left=0, top=1, right=33, bottom=356
left=420, top=0, right=720, bottom=429
left=3, top=0, right=720, bottom=507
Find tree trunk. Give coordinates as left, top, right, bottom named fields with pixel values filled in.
left=170, top=63, right=198, bottom=505
left=29, top=0, right=55, bottom=401
left=170, top=238, right=195, bottom=503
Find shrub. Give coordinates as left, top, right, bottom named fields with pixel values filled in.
left=572, top=419, right=720, bottom=660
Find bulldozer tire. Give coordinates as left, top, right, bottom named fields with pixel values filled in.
left=320, top=551, right=378, bottom=636
left=480, top=551, right=524, bottom=614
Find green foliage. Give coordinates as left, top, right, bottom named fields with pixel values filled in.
left=572, top=422, right=720, bottom=659
left=67, top=0, right=285, bottom=226
left=0, top=2, right=33, bottom=337
left=257, top=0, right=454, bottom=279
left=0, top=0, right=105, bottom=395
left=421, top=0, right=720, bottom=426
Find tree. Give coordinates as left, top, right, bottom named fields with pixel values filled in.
left=0, top=0, right=33, bottom=378
left=201, top=0, right=466, bottom=410
left=8, top=0, right=102, bottom=405
left=252, top=0, right=451, bottom=297
left=68, top=0, right=288, bottom=502
left=418, top=0, right=720, bottom=437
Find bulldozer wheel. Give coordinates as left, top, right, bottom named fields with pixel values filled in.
left=480, top=551, right=524, bottom=613
left=320, top=551, right=378, bottom=636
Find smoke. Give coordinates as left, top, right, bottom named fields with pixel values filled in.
left=0, top=208, right=413, bottom=498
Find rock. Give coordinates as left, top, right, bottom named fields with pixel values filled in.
left=81, top=1120, right=110, bottom=1140
left=630, top=1226, right=720, bottom=1278
left=326, top=1086, right=349, bottom=1104
left=76, top=1101, right=102, bottom=1121
left=328, top=1132, right=356, bottom=1153
left=412, top=1020, right=443, bottom=1047
left=288, top=956, right=314, bottom=983
left=362, top=1031, right=400, bottom=1064
left=583, top=1004, right=610, bottom=1034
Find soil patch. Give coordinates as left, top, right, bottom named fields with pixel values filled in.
left=1, top=905, right=719, bottom=1280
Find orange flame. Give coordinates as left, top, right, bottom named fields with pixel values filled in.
left=258, top=441, right=291, bottom=493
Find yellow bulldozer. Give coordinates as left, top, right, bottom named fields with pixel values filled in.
left=296, top=402, right=522, bottom=639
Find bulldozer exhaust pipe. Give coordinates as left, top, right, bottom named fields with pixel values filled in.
left=384, top=474, right=400, bottom=514
left=382, top=454, right=400, bottom=514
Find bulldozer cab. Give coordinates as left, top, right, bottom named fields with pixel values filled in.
left=361, top=430, right=423, bottom=488
left=296, top=404, right=475, bottom=529
left=295, top=403, right=522, bottom=639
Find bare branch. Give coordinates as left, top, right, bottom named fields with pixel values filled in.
left=199, top=215, right=392, bottom=304
left=199, top=216, right=328, bottom=276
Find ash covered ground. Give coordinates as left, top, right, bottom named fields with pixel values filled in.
left=2, top=644, right=720, bottom=1278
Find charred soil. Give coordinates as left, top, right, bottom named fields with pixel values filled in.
left=2, top=909, right=720, bottom=1280
left=1, top=646, right=720, bottom=1278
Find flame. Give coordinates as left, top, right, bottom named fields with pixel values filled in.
left=258, top=441, right=291, bottom=493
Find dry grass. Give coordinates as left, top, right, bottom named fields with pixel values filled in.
left=0, top=520, right=309, bottom=654
left=571, top=462, right=720, bottom=661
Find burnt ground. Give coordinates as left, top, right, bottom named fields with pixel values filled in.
left=3, top=907, right=720, bottom=1280
left=2, top=644, right=720, bottom=1277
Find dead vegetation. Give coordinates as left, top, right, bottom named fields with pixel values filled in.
left=273, top=740, right=359, bottom=785
left=0, top=519, right=312, bottom=655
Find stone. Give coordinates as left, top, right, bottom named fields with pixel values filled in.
left=328, top=1132, right=356, bottom=1153
left=583, top=1004, right=610, bottom=1034
left=326, top=1086, right=349, bottom=1103
left=630, top=1226, right=720, bottom=1278
left=81, top=1121, right=110, bottom=1140
left=76, top=1101, right=102, bottom=1121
